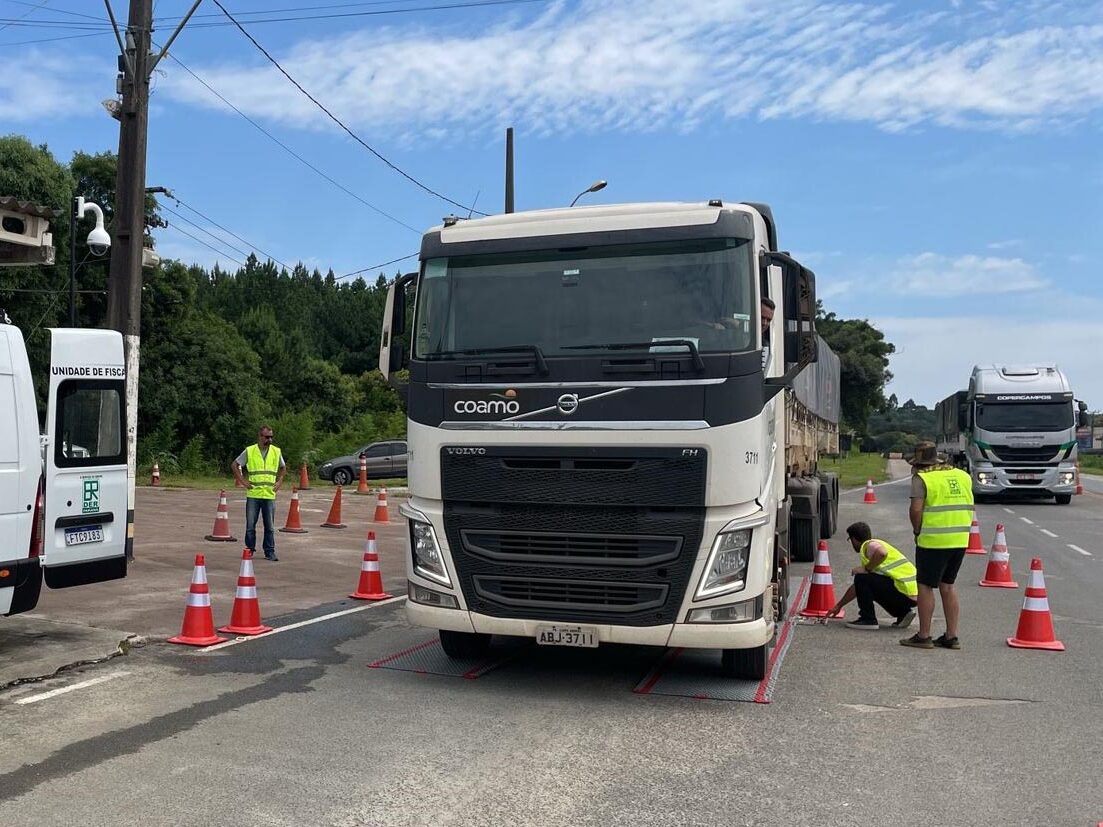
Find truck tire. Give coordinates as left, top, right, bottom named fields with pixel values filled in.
left=439, top=629, right=492, bottom=659
left=818, top=479, right=836, bottom=539
left=1055, top=494, right=1072, bottom=505
left=790, top=513, right=820, bottom=562
left=721, top=645, right=767, bottom=681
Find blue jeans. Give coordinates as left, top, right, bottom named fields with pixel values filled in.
left=245, top=497, right=276, bottom=557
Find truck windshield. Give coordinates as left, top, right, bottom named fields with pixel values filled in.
left=976, top=402, right=1073, bottom=432
left=413, top=238, right=754, bottom=359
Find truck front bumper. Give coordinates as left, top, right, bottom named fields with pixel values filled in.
left=406, top=601, right=776, bottom=650
left=973, top=464, right=1077, bottom=495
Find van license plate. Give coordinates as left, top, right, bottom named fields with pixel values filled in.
left=536, top=625, right=598, bottom=648
left=64, top=526, right=104, bottom=546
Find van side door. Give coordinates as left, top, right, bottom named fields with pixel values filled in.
left=41, top=329, right=128, bottom=587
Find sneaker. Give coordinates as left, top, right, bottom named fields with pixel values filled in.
left=265, top=553, right=279, bottom=562
left=900, top=633, right=934, bottom=649
left=845, top=617, right=880, bottom=630
left=935, top=634, right=961, bottom=650
left=892, top=609, right=916, bottom=629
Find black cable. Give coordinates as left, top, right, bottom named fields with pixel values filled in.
left=164, top=223, right=245, bottom=267
left=163, top=52, right=422, bottom=235
left=210, top=0, right=488, bottom=216
left=160, top=204, right=258, bottom=265
left=164, top=197, right=293, bottom=271
left=159, top=0, right=435, bottom=22
left=0, top=29, right=108, bottom=45
left=178, top=0, right=544, bottom=28
left=338, top=252, right=417, bottom=280
left=8, top=0, right=102, bottom=20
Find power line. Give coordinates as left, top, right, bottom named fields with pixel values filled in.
left=165, top=195, right=293, bottom=271
left=0, top=0, right=54, bottom=33
left=162, top=52, right=422, bottom=235
left=7, top=0, right=102, bottom=20
left=161, top=0, right=545, bottom=27
left=159, top=0, right=439, bottom=22
left=0, top=29, right=109, bottom=45
left=339, top=252, right=417, bottom=280
left=161, top=203, right=257, bottom=265
left=210, top=0, right=488, bottom=217
left=164, top=223, right=245, bottom=267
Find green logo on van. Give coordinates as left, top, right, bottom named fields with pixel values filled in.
left=82, top=479, right=100, bottom=514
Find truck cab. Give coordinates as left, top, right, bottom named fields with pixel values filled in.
left=1, top=318, right=128, bottom=616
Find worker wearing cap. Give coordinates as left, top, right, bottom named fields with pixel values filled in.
left=901, top=441, right=974, bottom=650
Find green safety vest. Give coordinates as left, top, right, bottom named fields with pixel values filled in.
left=245, top=443, right=282, bottom=500
left=917, top=467, right=974, bottom=550
left=859, top=539, right=918, bottom=598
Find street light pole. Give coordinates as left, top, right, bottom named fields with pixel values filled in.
left=569, top=179, right=608, bottom=207
left=68, top=197, right=77, bottom=327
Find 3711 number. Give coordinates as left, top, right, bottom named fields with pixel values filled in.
left=745, top=452, right=759, bottom=464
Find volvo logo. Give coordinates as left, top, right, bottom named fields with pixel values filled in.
left=557, top=393, right=580, bottom=415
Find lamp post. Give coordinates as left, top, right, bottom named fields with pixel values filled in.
left=569, top=179, right=608, bottom=207
left=69, top=196, right=111, bottom=327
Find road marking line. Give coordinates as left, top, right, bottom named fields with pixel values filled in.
left=1068, top=544, right=1092, bottom=557
left=1040, top=529, right=1058, bottom=538
left=198, top=596, right=407, bottom=652
left=1020, top=517, right=1034, bottom=525
left=15, top=671, right=131, bottom=705
left=1002, top=508, right=1015, bottom=514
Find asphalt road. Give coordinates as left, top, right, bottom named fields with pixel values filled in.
left=1, top=479, right=1100, bottom=826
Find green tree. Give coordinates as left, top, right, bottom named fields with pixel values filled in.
left=816, top=306, right=895, bottom=430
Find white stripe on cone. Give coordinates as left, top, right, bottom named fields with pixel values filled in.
left=1028, top=570, right=1045, bottom=589
left=191, top=568, right=208, bottom=585
left=1023, top=596, right=1050, bottom=612
left=235, top=586, right=258, bottom=599
left=242, top=559, right=254, bottom=577
left=186, top=592, right=211, bottom=607
left=812, top=573, right=833, bottom=585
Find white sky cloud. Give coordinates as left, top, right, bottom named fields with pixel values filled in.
left=0, top=53, right=101, bottom=122
left=159, top=0, right=1103, bottom=139
left=889, top=252, right=1048, bottom=296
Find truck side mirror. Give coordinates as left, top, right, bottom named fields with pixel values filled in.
left=764, top=252, right=817, bottom=371
left=1079, top=411, right=1090, bottom=428
left=378, top=271, right=416, bottom=381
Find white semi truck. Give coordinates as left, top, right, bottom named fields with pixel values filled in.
left=0, top=313, right=129, bottom=616
left=935, top=364, right=1088, bottom=504
left=378, top=201, right=840, bottom=679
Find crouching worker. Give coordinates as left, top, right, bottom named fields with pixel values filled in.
left=823, top=522, right=918, bottom=630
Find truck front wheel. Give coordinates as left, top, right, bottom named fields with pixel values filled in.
left=439, top=629, right=492, bottom=659
left=721, top=645, right=767, bottom=681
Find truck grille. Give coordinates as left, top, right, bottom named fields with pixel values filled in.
left=460, top=529, right=681, bottom=567
left=472, top=576, right=668, bottom=613
left=988, top=445, right=1061, bottom=463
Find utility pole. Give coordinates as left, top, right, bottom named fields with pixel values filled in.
left=104, top=0, right=203, bottom=561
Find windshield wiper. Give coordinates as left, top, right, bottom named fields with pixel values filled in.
left=563, top=339, right=704, bottom=372
left=426, top=344, right=549, bottom=375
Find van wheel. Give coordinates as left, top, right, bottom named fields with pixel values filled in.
left=332, top=467, right=352, bottom=486
left=439, top=630, right=492, bottom=659
left=1055, top=494, right=1072, bottom=505
left=721, top=645, right=767, bottom=681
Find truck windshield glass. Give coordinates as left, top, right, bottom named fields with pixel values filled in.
left=976, top=402, right=1072, bottom=432
left=413, top=238, right=754, bottom=359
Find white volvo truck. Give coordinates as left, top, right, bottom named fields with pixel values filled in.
left=378, top=201, right=836, bottom=679
left=1, top=314, right=128, bottom=616
left=936, top=364, right=1088, bottom=504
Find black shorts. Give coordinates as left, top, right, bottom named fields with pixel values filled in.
left=915, top=547, right=966, bottom=588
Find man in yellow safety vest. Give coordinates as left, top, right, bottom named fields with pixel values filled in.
left=232, top=425, right=287, bottom=561
left=823, top=521, right=918, bottom=630
left=901, top=441, right=974, bottom=650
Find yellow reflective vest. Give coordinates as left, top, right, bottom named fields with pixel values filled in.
left=245, top=444, right=282, bottom=500
left=917, top=467, right=974, bottom=549
left=859, top=539, right=919, bottom=598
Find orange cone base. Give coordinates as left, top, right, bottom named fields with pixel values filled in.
left=321, top=521, right=347, bottom=529
left=168, top=631, right=226, bottom=646
left=354, top=488, right=372, bottom=496
left=980, top=578, right=1019, bottom=588
left=1007, top=636, right=1065, bottom=651
left=350, top=588, right=393, bottom=601
left=204, top=533, right=237, bottom=542
left=218, top=622, right=273, bottom=636
left=278, top=526, right=308, bottom=534
left=966, top=548, right=986, bottom=556
left=799, top=608, right=845, bottom=619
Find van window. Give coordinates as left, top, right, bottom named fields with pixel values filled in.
left=54, top=380, right=125, bottom=467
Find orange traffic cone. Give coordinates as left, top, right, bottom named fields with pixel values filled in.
left=279, top=487, right=308, bottom=534
left=1075, top=462, right=1083, bottom=496
left=966, top=518, right=985, bottom=555
left=321, top=486, right=347, bottom=529
left=151, top=463, right=160, bottom=486
left=355, top=455, right=370, bottom=495
left=1007, top=558, right=1065, bottom=651
left=168, top=554, right=227, bottom=646
left=800, top=540, right=844, bottom=620
left=979, top=524, right=1018, bottom=588
left=219, top=550, right=273, bottom=635
left=373, top=488, right=390, bottom=523
left=863, top=480, right=877, bottom=504
left=204, top=489, right=238, bottom=542
left=350, top=531, right=392, bottom=600
left=298, top=462, right=311, bottom=491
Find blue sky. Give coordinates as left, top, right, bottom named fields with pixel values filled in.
left=2, top=0, right=1101, bottom=408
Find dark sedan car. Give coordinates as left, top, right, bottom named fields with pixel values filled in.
left=318, top=440, right=408, bottom=485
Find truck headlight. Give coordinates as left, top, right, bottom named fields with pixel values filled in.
left=408, top=581, right=458, bottom=608
left=687, top=595, right=763, bottom=623
left=696, top=528, right=752, bottom=599
left=409, top=518, right=451, bottom=587
left=976, top=471, right=996, bottom=485
left=1059, top=471, right=1075, bottom=485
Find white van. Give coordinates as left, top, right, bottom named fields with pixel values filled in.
left=1, top=319, right=128, bottom=616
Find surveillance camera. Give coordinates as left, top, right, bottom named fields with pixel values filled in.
left=87, top=225, right=111, bottom=256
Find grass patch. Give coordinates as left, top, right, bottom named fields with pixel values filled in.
left=821, top=450, right=889, bottom=488
left=1078, top=453, right=1103, bottom=474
